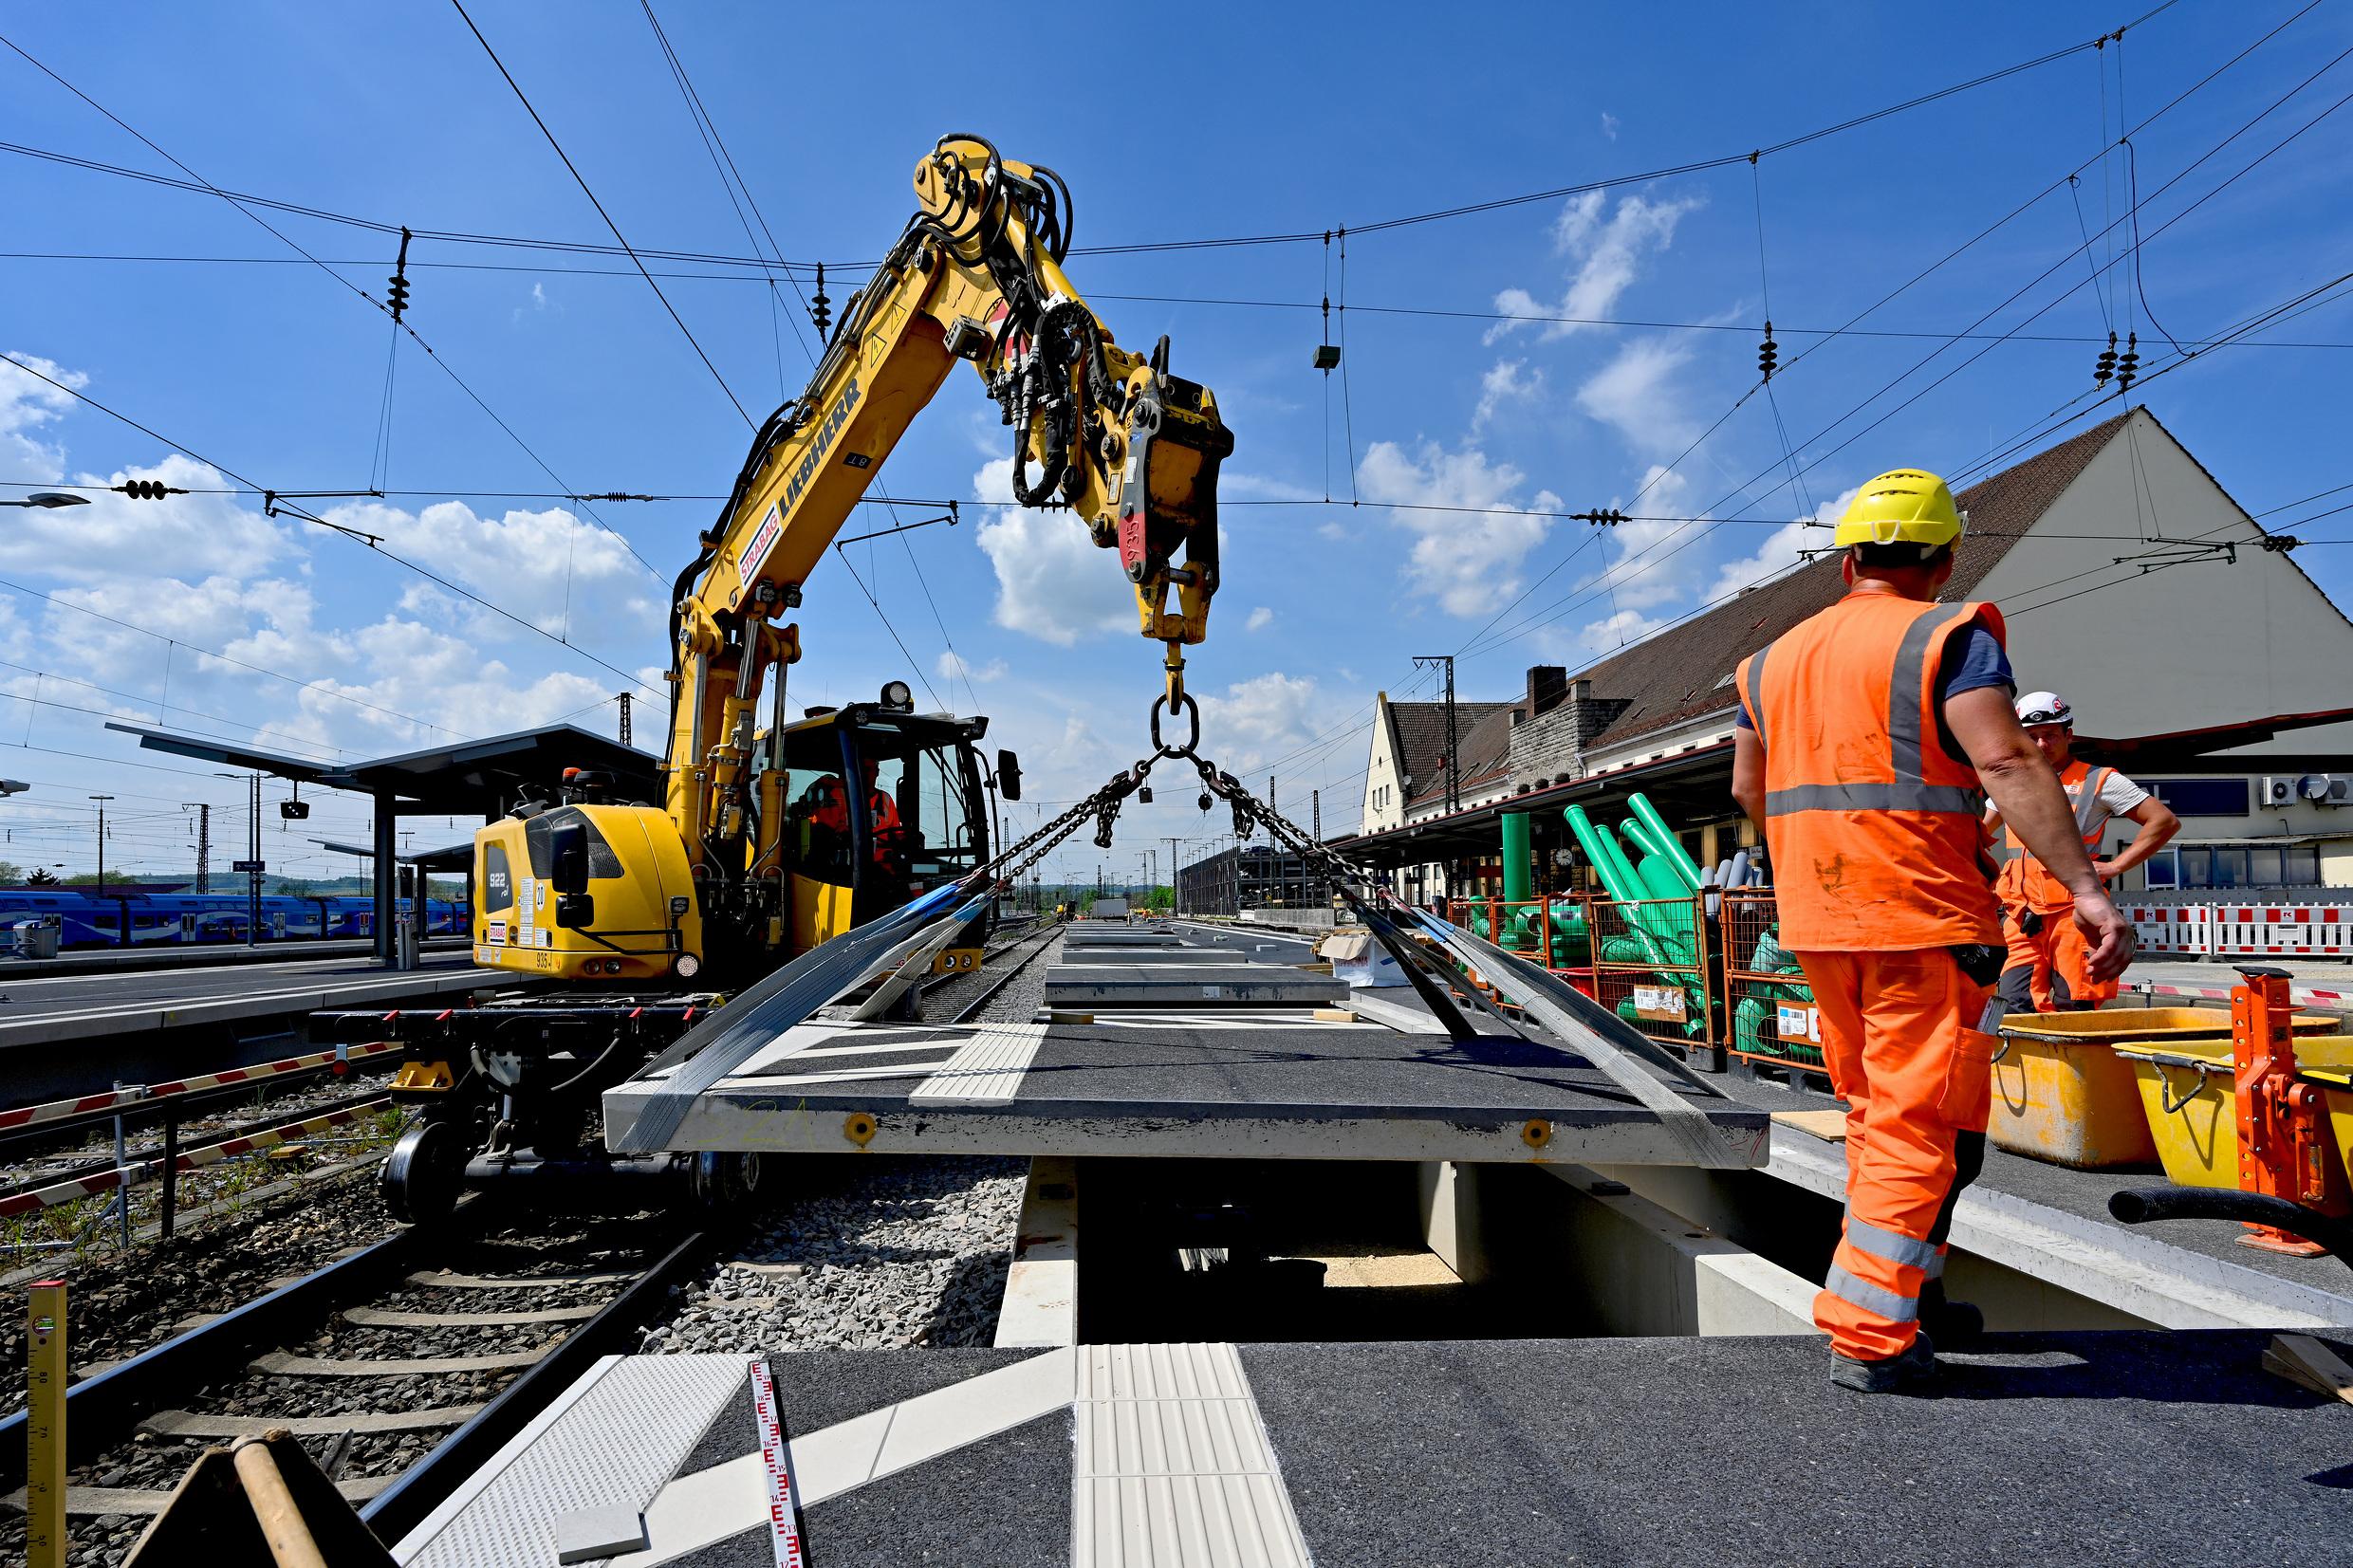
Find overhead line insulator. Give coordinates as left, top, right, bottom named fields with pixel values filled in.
left=1757, top=321, right=1777, bottom=383
left=386, top=226, right=414, bottom=324
left=115, top=479, right=187, bottom=501
left=1570, top=507, right=1627, bottom=527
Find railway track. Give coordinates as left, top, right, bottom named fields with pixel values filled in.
left=0, top=1196, right=712, bottom=1563
left=946, top=919, right=1065, bottom=1024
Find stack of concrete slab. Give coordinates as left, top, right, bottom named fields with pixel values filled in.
left=1046, top=929, right=1344, bottom=1008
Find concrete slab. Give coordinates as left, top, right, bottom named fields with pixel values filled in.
left=603, top=1016, right=1768, bottom=1166
left=1054, top=947, right=1246, bottom=966
left=1063, top=930, right=1184, bottom=947
left=1044, top=962, right=1347, bottom=1007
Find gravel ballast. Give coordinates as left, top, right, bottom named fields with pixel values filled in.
left=640, top=1154, right=1028, bottom=1356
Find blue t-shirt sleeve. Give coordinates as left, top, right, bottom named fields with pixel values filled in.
left=1937, top=624, right=2014, bottom=702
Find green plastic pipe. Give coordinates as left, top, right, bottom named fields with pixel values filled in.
left=1628, top=793, right=1705, bottom=891
left=1562, top=806, right=1636, bottom=903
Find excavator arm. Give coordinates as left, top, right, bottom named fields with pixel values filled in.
left=669, top=133, right=1231, bottom=885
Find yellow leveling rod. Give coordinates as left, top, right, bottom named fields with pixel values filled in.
left=27, top=1281, right=66, bottom=1568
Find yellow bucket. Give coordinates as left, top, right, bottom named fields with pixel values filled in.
left=1990, top=1009, right=2334, bottom=1171
left=2114, top=1035, right=2353, bottom=1206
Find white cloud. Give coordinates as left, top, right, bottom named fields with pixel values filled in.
left=971, top=459, right=1132, bottom=646
left=1357, top=439, right=1560, bottom=618
left=0, top=351, right=83, bottom=479
left=0, top=454, right=293, bottom=585
left=1704, top=482, right=1859, bottom=601
left=1244, top=606, right=1273, bottom=632
left=1315, top=521, right=1347, bottom=543
left=1196, top=672, right=1322, bottom=771
left=1219, top=470, right=1321, bottom=503
left=1601, top=111, right=1621, bottom=140
left=1574, top=337, right=1697, bottom=455
left=1472, top=359, right=1544, bottom=432
left=936, top=649, right=1006, bottom=683
left=1486, top=194, right=1701, bottom=342
left=322, top=498, right=660, bottom=641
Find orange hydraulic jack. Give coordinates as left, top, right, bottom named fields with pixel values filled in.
left=2232, top=966, right=2345, bottom=1257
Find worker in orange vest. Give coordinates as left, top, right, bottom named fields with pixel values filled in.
left=1987, top=691, right=2178, bottom=1012
left=1732, top=470, right=2133, bottom=1393
left=807, top=763, right=906, bottom=869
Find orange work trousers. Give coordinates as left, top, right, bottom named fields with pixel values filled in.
left=1999, top=905, right=2117, bottom=1013
left=1793, top=948, right=1997, bottom=1361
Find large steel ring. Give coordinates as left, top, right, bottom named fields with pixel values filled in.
left=1150, top=691, right=1201, bottom=758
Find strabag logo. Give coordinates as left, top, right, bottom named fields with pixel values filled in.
left=736, top=504, right=784, bottom=582
left=785, top=376, right=862, bottom=510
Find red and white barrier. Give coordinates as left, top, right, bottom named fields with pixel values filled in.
left=2206, top=903, right=2353, bottom=956
left=2135, top=981, right=2353, bottom=1011
left=0, top=1041, right=399, bottom=1134
left=2123, top=905, right=2213, bottom=956
left=0, top=1097, right=393, bottom=1218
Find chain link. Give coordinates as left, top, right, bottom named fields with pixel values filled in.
left=974, top=722, right=1369, bottom=904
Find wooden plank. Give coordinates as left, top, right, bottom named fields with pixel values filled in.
left=1312, top=1007, right=1359, bottom=1024
left=2265, top=1333, right=2353, bottom=1404
left=1770, top=1109, right=1850, bottom=1142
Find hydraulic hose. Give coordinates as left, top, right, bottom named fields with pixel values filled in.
left=2108, top=1185, right=2353, bottom=1267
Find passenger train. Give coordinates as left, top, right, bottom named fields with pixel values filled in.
left=0, top=888, right=470, bottom=950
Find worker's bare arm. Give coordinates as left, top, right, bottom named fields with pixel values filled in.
left=1732, top=728, right=1768, bottom=835
left=2094, top=798, right=2180, bottom=880
left=1946, top=687, right=2133, bottom=980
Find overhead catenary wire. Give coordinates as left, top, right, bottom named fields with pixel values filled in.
left=0, top=354, right=666, bottom=702
left=0, top=32, right=668, bottom=591
left=0, top=3, right=2187, bottom=277
left=450, top=0, right=754, bottom=427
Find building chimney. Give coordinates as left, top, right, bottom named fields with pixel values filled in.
left=1568, top=676, right=1592, bottom=703
left=1527, top=665, right=1568, bottom=717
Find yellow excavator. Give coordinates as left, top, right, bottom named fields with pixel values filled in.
left=341, top=136, right=1231, bottom=1218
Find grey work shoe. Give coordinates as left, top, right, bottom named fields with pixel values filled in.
left=1829, top=1332, right=1936, bottom=1394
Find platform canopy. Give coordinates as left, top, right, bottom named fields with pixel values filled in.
left=108, top=719, right=659, bottom=963
left=105, top=719, right=658, bottom=813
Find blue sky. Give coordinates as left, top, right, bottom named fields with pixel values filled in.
left=2, top=0, right=2349, bottom=887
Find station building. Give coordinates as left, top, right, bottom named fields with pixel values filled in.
left=1343, top=409, right=2353, bottom=908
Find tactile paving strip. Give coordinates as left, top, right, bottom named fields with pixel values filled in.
left=1072, top=1343, right=1313, bottom=1567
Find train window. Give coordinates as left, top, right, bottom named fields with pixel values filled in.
left=482, top=843, right=514, bottom=913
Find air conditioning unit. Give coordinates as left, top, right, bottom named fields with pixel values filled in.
left=2263, top=774, right=2353, bottom=807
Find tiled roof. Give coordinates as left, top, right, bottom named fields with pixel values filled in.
left=1385, top=698, right=1510, bottom=802
left=1569, top=412, right=2132, bottom=753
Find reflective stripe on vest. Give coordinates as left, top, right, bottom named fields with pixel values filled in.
left=1844, top=1214, right=1941, bottom=1271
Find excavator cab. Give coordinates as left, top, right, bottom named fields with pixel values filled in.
left=762, top=701, right=994, bottom=956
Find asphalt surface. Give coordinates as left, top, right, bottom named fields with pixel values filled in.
left=657, top=1333, right=2350, bottom=1567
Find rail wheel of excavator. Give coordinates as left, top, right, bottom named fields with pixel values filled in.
left=688, top=1151, right=769, bottom=1212
left=380, top=1116, right=468, bottom=1226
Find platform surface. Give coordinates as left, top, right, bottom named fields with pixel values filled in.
left=409, top=1331, right=2353, bottom=1567
left=603, top=1013, right=1768, bottom=1165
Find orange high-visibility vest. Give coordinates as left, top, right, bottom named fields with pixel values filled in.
left=1736, top=591, right=2006, bottom=950
left=1995, top=759, right=2115, bottom=913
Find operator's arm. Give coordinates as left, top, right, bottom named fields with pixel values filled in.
left=2095, top=797, right=2180, bottom=881
left=1945, top=687, right=2133, bottom=980
left=1732, top=728, right=1767, bottom=837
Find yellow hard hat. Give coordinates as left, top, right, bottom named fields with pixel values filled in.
left=1832, top=469, right=1965, bottom=549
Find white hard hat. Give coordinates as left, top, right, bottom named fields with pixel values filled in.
left=2015, top=691, right=2073, bottom=729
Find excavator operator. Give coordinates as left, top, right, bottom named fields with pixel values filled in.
left=806, top=763, right=905, bottom=872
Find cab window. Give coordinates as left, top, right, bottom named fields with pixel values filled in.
left=481, top=843, right=514, bottom=913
